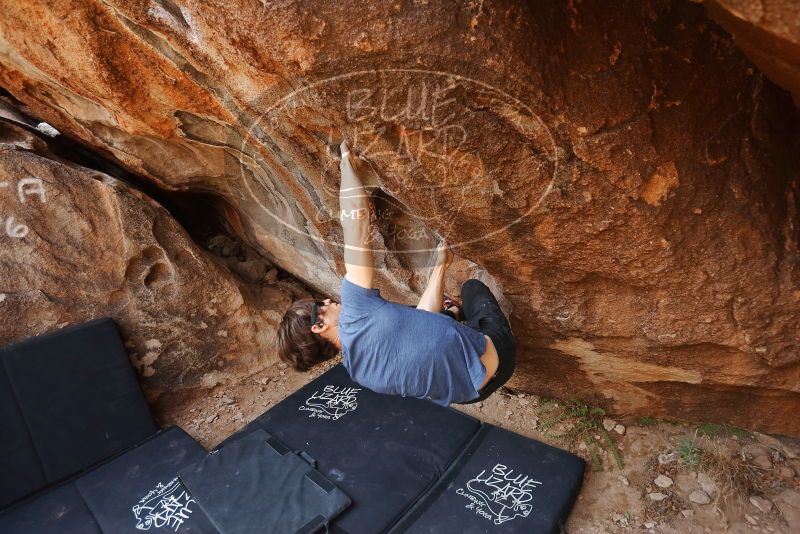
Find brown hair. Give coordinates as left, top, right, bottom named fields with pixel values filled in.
left=277, top=299, right=338, bottom=371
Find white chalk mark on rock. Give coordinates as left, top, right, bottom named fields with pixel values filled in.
left=4, top=216, right=29, bottom=238
left=17, top=177, right=46, bottom=203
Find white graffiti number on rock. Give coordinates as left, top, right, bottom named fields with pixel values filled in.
left=299, top=385, right=361, bottom=420
left=4, top=216, right=28, bottom=238
left=456, top=463, right=541, bottom=525
left=1, top=177, right=46, bottom=239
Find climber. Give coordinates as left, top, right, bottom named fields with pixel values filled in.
left=276, top=141, right=516, bottom=406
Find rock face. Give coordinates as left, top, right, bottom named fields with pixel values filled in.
left=0, top=118, right=298, bottom=413
left=0, top=0, right=799, bottom=434
left=705, top=0, right=800, bottom=106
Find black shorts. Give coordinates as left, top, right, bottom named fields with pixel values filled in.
left=457, top=279, right=517, bottom=403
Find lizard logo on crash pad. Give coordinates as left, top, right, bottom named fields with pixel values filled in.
left=455, top=463, right=541, bottom=525
left=299, top=385, right=361, bottom=421
left=132, top=477, right=196, bottom=531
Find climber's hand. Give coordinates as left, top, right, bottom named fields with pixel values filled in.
left=435, top=240, right=453, bottom=270
left=339, top=139, right=366, bottom=175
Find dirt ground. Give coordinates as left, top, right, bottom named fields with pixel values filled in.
left=162, top=356, right=800, bottom=534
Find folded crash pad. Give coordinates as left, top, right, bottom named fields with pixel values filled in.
left=180, top=429, right=351, bottom=534
left=76, top=426, right=217, bottom=533
left=0, top=318, right=156, bottom=508
left=0, top=427, right=211, bottom=534
left=389, top=424, right=585, bottom=534
left=220, top=364, right=481, bottom=533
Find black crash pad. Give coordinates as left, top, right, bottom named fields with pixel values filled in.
left=180, top=429, right=351, bottom=534
left=76, top=426, right=217, bottom=533
left=220, top=364, right=481, bottom=533
left=0, top=318, right=156, bottom=508
left=389, top=425, right=585, bottom=534
left=0, top=481, right=101, bottom=534
left=0, top=427, right=212, bottom=534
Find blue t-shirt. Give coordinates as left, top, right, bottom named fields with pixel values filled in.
left=337, top=276, right=487, bottom=405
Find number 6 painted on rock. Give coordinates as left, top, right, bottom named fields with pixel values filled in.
left=5, top=216, right=29, bottom=238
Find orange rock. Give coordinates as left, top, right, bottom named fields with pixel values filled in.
left=0, top=0, right=799, bottom=434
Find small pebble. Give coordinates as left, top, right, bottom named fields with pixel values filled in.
left=220, top=397, right=235, bottom=405
left=749, top=495, right=773, bottom=513
left=745, top=514, right=758, bottom=525
left=644, top=522, right=655, bottom=529
left=613, top=424, right=626, bottom=435
left=204, top=413, right=218, bottom=424
left=689, top=489, right=711, bottom=504
left=658, top=452, right=676, bottom=465
left=602, top=418, right=616, bottom=432
left=648, top=492, right=667, bottom=501
left=697, top=472, right=717, bottom=495
left=617, top=475, right=629, bottom=486
left=752, top=455, right=773, bottom=469
left=654, top=474, right=673, bottom=488
left=681, top=509, right=694, bottom=518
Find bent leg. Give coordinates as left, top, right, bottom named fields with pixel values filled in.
left=459, top=279, right=517, bottom=403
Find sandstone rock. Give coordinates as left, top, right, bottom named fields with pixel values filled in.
left=0, top=120, right=295, bottom=420
left=603, top=418, right=617, bottom=432
left=705, top=0, right=800, bottom=106
left=750, top=495, right=773, bottom=513
left=776, top=489, right=800, bottom=527
left=752, top=455, right=774, bottom=470
left=697, top=472, right=718, bottom=496
left=689, top=489, right=711, bottom=505
left=654, top=474, right=674, bottom=488
left=1, top=0, right=800, bottom=434
left=204, top=413, right=218, bottom=424
left=742, top=444, right=771, bottom=458
left=779, top=465, right=796, bottom=478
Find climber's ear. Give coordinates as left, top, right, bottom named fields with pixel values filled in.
left=311, top=322, right=326, bottom=335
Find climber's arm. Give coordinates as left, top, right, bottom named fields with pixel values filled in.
left=339, top=142, right=374, bottom=289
